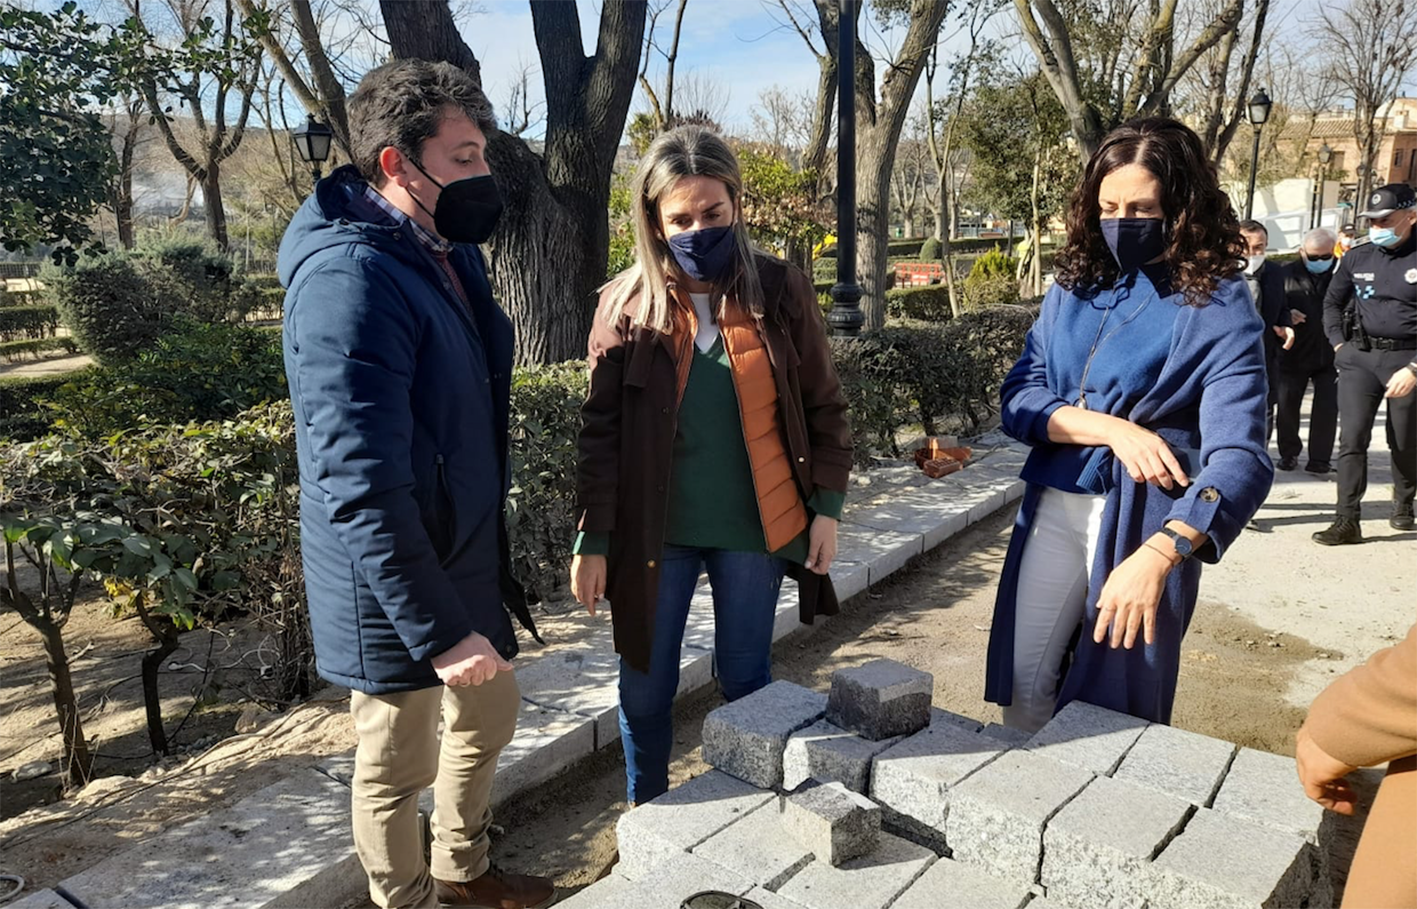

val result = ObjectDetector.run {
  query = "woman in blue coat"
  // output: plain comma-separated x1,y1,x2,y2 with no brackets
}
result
985,118,1274,732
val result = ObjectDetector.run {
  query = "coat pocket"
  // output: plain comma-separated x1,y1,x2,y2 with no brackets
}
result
434,454,458,560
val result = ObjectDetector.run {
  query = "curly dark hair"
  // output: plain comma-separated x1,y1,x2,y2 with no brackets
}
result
1053,117,1245,305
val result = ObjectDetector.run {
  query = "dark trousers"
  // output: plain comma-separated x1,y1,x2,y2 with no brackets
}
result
1276,365,1338,467
1335,346,1417,518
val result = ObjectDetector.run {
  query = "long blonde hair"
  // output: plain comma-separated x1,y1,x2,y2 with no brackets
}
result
600,126,764,333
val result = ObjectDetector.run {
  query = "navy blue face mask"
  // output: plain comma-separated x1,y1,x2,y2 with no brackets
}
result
668,225,736,283
1100,217,1168,272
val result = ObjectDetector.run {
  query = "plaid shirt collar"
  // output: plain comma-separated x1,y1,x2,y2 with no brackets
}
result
363,185,452,256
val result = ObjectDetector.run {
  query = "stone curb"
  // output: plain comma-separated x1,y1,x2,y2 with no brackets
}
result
27,445,1028,909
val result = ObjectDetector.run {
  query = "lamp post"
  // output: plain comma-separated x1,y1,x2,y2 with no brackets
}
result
291,114,334,188
1312,143,1332,229
1243,88,1272,220
827,0,863,338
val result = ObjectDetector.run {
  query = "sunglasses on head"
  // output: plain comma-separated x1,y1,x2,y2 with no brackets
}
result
1308,254,1334,262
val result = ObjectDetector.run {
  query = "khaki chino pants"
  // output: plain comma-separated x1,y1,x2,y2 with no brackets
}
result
349,671,520,909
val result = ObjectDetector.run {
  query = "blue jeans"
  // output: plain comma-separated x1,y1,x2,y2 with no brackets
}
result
618,545,786,803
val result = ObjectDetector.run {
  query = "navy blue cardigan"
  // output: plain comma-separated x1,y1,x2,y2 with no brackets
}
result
985,268,1274,723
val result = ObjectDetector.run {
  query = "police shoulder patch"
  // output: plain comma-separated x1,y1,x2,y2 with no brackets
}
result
1406,268,1417,284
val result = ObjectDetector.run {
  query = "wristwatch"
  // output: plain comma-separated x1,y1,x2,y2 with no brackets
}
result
1159,527,1194,561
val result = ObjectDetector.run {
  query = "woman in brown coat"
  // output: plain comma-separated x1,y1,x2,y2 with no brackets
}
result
570,126,852,803
1296,622,1416,908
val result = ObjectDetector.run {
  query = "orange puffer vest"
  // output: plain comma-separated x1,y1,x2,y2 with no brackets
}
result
672,289,809,552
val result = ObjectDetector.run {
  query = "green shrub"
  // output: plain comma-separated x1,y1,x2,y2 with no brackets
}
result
0,304,60,342
885,284,953,323
132,238,238,324
47,319,288,437
0,371,88,441
962,249,1022,311
0,337,79,362
43,254,161,364
920,237,943,261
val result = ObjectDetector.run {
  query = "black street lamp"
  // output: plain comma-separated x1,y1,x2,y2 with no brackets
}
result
1312,143,1333,229
1243,88,1272,220
827,0,863,338
292,114,334,187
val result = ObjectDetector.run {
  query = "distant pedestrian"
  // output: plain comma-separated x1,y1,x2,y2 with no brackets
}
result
1336,224,1357,259
985,117,1273,732
1312,184,1417,545
1239,220,1296,442
1275,228,1340,473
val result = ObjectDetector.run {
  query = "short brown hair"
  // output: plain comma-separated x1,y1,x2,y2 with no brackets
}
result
347,59,497,186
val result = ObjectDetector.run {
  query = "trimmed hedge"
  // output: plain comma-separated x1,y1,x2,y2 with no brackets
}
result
884,284,953,322
0,304,60,342
0,371,90,441
0,337,79,362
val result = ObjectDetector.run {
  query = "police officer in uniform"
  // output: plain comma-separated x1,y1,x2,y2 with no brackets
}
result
1314,184,1417,544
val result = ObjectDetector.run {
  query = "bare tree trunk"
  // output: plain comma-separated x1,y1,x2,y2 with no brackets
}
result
202,162,228,251
133,597,179,755
38,619,93,789
115,128,137,250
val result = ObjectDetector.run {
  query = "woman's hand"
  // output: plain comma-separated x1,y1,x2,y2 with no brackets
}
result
806,515,838,575
1295,726,1359,815
1107,419,1190,491
1092,543,1174,649
571,554,607,616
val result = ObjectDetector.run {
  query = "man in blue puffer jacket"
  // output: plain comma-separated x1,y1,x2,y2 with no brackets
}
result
279,59,551,909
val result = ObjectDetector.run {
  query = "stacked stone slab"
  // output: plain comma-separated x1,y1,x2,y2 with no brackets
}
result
825,659,933,741
781,781,882,866
595,678,1337,909
702,681,828,789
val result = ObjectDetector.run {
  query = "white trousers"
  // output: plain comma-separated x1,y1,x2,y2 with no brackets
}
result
1002,487,1107,733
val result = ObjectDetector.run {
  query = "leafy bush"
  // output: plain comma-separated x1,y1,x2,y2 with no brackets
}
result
817,238,926,259
47,318,288,436
962,249,1022,311
885,284,953,323
0,336,79,362
0,371,85,440
43,253,161,363
131,238,238,324
920,237,943,261
0,303,60,341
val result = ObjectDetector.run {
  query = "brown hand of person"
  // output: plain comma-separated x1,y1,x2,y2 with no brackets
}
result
431,632,514,687
1092,543,1173,649
806,515,838,575
1384,366,1416,399
1107,420,1190,491
1273,325,1296,350
571,554,607,616
1295,725,1359,815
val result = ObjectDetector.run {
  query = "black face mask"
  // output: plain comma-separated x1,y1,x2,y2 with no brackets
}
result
406,158,504,245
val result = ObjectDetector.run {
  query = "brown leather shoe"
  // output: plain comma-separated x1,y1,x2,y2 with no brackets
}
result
435,865,557,908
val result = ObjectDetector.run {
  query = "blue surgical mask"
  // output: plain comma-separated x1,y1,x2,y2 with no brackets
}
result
1369,226,1401,248
1100,218,1168,272
668,225,736,283
1305,257,1334,274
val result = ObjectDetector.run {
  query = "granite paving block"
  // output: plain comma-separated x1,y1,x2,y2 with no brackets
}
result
616,853,757,909
745,886,811,909
781,781,882,866
1113,722,1236,806
512,648,623,749
844,498,972,551
830,560,869,601
835,524,922,584
931,707,983,733
1149,808,1316,909
5,891,75,909
1024,700,1149,775
980,722,1033,748
870,721,1005,841
1211,747,1332,846
1041,775,1194,909
946,749,1095,884
891,857,1033,909
967,487,1011,524
773,580,801,642
57,769,363,909
692,800,814,890
548,874,635,909
782,719,899,793
489,701,595,805
774,832,937,909
702,680,828,789
826,659,934,741
616,769,775,880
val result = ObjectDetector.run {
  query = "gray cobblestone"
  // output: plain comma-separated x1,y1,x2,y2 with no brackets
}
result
1024,700,1149,775
781,781,882,866
979,723,1032,748
931,707,983,734
946,749,1095,884
1041,775,1193,909
890,857,1033,909
869,722,1004,842
616,770,774,880
702,681,828,789
546,874,634,909
1148,808,1317,909
1210,747,1332,846
691,800,814,890
782,720,899,793
774,832,937,909
617,853,757,909
744,886,811,909
826,659,934,741
1112,723,1236,807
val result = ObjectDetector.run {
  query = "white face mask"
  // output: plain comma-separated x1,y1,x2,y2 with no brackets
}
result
1245,254,1266,275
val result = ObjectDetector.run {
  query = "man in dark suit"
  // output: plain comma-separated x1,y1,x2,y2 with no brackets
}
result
1275,228,1339,473
1240,220,1296,443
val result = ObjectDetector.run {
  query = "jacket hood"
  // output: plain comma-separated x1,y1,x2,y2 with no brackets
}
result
278,164,423,288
